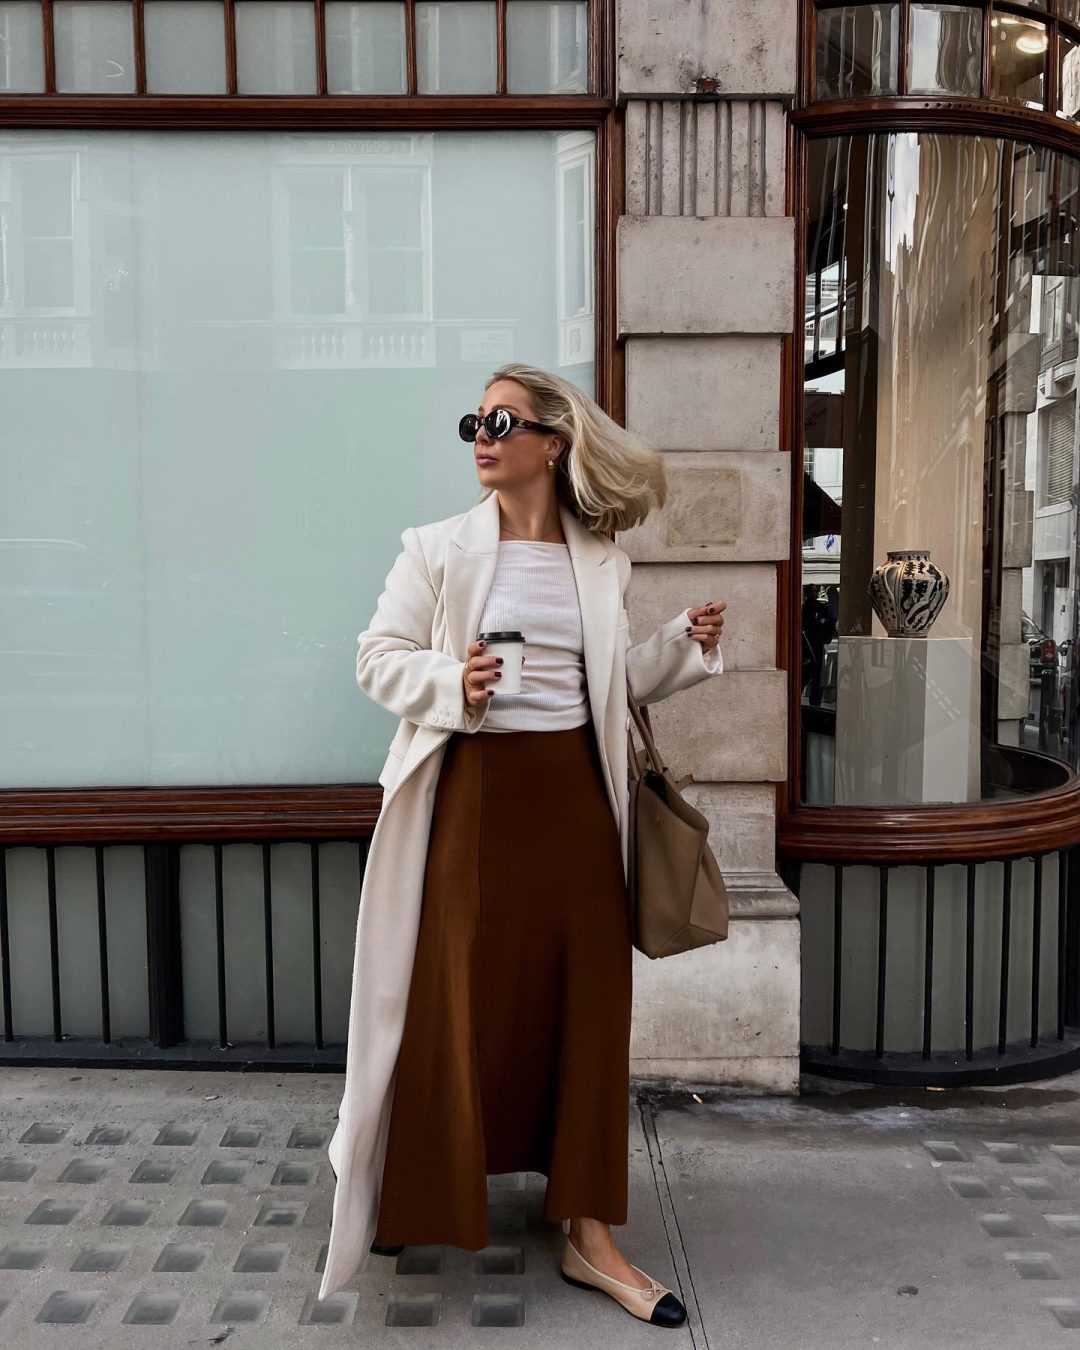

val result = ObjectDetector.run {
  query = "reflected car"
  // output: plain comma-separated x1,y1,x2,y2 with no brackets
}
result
1022,611,1058,680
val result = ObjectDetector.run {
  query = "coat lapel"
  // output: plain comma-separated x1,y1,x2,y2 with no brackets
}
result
444,491,619,742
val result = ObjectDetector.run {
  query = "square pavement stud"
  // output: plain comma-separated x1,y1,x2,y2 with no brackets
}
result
123,1293,180,1325
1006,1251,1061,1279
85,1125,130,1146
386,1294,440,1328
234,1243,289,1274
130,1161,177,1184
26,1199,79,1225
471,1294,526,1328
477,1246,525,1275
210,1292,271,1325
985,1142,1035,1164
220,1126,263,1148
179,1200,229,1227
255,1201,306,1227
287,1126,330,1149
154,1243,209,1273
922,1140,967,1162
202,1161,248,1185
1050,1145,1080,1166
271,1163,314,1186
315,1244,328,1274
154,1125,199,1146
396,1246,445,1276
103,1200,156,1227
58,1160,107,1184
36,1291,100,1324
0,1243,47,1269
947,1176,993,1198
20,1123,69,1145
0,1161,36,1181
73,1244,129,1273
980,1213,1025,1237
300,1292,358,1326
1043,1298,1080,1328
1012,1176,1056,1199
1046,1214,1080,1234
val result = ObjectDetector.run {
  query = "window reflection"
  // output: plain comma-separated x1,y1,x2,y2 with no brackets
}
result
802,132,1080,807
816,4,900,99
908,3,982,96
989,10,1046,108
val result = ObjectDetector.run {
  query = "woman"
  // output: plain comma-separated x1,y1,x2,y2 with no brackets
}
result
318,364,725,1325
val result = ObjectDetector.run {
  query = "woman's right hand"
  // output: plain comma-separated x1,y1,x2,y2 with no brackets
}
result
462,640,503,707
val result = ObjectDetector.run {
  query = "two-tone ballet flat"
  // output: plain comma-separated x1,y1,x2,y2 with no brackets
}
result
369,1240,404,1256
559,1237,687,1327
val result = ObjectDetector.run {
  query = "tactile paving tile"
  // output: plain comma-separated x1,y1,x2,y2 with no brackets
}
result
0,1065,685,1346
921,1131,1080,1332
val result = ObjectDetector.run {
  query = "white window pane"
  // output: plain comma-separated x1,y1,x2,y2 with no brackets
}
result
0,2,44,91
54,0,135,93
416,1,496,93
326,1,406,93
507,0,587,93
144,1,227,94
0,129,597,788
236,0,317,93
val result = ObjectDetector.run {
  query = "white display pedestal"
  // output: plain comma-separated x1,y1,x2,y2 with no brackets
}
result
833,635,978,806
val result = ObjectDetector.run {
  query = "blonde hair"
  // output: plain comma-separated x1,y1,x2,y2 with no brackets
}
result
475,363,667,535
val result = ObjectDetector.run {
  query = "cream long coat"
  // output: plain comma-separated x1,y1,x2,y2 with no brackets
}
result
319,489,723,1299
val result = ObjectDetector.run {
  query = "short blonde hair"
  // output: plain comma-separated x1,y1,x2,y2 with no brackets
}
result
475,363,667,535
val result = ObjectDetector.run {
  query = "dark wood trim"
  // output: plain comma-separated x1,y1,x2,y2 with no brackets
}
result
791,96,1080,154
41,0,55,94
314,0,328,97
224,0,237,97
0,94,611,130
780,779,1080,862
132,0,146,96
405,0,417,96
0,786,384,845
496,0,507,95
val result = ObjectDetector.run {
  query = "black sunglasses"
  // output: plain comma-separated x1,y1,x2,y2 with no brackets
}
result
458,408,561,442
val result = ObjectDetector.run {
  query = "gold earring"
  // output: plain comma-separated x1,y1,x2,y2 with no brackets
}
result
547,459,555,470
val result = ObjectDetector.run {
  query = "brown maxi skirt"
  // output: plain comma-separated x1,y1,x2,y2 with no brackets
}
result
371,719,633,1250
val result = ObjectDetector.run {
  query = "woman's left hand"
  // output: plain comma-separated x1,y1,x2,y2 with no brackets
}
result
685,601,726,651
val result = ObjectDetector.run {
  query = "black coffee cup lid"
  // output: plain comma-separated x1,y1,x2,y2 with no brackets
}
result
478,630,524,642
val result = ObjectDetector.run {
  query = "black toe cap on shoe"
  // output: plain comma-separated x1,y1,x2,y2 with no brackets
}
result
369,1241,404,1256
650,1292,687,1326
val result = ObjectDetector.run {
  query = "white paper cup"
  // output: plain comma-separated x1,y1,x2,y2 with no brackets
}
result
478,630,525,695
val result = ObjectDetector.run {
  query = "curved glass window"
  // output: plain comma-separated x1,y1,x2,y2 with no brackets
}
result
801,131,1080,807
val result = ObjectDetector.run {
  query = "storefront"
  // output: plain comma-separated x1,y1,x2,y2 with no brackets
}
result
3,0,1077,1088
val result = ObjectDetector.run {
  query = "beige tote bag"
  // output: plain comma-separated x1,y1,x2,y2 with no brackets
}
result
625,683,729,959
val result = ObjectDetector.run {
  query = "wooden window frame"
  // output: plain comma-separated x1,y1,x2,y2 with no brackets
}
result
0,0,624,844
781,0,1080,863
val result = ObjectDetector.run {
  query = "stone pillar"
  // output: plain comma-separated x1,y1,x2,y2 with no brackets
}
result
615,0,800,1092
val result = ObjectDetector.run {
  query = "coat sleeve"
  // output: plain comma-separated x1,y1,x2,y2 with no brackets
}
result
355,527,490,734
616,550,724,706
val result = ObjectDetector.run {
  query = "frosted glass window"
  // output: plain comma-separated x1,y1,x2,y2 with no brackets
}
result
416,1,496,93
0,2,44,91
54,0,135,93
0,128,597,789
507,1,587,93
326,2,406,93
236,0,317,93
144,1,227,94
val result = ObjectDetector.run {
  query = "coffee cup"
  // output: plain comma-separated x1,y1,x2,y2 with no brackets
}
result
477,630,525,695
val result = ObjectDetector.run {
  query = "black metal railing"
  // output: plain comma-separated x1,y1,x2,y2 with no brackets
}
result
783,844,1080,1085
0,838,369,1070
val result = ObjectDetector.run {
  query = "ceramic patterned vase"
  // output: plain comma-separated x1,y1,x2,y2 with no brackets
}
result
867,550,951,637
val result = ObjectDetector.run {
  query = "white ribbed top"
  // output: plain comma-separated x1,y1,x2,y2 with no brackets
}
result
476,541,590,732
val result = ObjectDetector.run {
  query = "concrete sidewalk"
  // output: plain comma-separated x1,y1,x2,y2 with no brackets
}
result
1,1065,1080,1346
